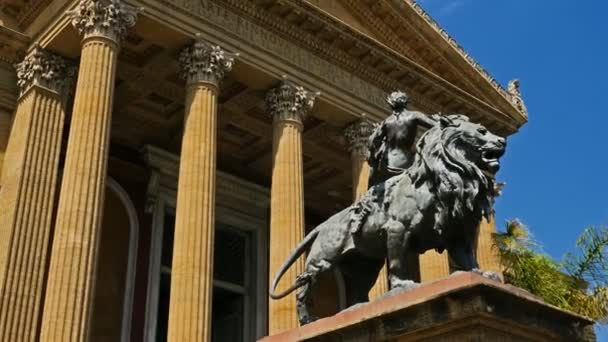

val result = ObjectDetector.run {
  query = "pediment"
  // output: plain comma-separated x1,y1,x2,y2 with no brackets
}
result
305,0,383,42
306,0,526,122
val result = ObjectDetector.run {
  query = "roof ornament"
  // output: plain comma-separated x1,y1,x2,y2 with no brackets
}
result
507,79,528,117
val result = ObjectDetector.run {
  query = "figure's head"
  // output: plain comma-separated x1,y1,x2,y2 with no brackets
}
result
387,91,409,112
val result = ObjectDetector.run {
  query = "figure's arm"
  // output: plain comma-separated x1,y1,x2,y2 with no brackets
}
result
413,112,438,129
367,122,386,166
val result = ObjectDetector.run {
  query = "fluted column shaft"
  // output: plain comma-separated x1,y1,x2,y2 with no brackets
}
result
0,109,10,184
419,217,500,282
0,60,17,185
0,47,72,342
40,1,140,340
344,119,388,298
476,216,502,276
40,36,117,342
168,84,217,342
267,81,317,334
419,251,450,282
167,35,236,342
351,154,370,200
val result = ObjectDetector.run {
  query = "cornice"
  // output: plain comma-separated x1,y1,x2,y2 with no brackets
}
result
1,0,53,30
0,26,30,64
218,0,439,114
334,0,427,67
342,0,487,101
398,0,526,118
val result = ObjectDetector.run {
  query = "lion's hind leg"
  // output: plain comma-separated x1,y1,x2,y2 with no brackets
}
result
447,241,478,272
386,220,419,291
296,258,333,325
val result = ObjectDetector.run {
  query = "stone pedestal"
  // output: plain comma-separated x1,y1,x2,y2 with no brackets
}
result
260,272,595,342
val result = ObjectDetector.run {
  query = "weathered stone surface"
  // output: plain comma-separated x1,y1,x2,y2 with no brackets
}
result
261,272,595,342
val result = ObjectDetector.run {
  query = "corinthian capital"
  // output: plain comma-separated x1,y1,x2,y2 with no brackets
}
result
343,117,376,159
68,0,142,44
179,34,238,86
15,45,75,97
266,79,318,126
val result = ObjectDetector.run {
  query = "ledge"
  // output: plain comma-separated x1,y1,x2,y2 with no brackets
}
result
260,272,595,342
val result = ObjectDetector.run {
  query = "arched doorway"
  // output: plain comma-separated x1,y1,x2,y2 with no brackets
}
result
90,178,139,342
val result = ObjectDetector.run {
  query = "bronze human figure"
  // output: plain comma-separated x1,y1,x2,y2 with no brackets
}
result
368,91,437,187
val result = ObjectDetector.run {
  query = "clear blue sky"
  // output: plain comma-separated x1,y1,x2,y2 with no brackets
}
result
418,0,608,339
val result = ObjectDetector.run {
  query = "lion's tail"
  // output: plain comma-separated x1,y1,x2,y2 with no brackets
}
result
269,226,320,300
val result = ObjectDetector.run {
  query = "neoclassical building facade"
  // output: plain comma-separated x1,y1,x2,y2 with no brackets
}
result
0,0,527,341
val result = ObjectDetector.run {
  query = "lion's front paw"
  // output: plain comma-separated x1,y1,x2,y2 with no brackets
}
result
471,269,503,283
388,279,420,293
299,314,319,326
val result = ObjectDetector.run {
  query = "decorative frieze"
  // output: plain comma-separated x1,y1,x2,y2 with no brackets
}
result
178,34,238,86
266,80,318,126
343,116,376,159
160,0,389,115
14,45,74,97
68,0,142,43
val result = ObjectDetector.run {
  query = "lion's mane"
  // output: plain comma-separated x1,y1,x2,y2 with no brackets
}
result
403,115,496,230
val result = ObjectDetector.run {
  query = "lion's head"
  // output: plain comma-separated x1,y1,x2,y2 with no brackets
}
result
410,115,506,221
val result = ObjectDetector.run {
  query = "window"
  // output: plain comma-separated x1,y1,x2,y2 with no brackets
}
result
146,200,263,342
142,148,269,341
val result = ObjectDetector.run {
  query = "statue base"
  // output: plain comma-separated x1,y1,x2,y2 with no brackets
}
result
260,272,595,342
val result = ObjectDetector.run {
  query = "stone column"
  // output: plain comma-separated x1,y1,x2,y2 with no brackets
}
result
166,35,236,342
0,59,18,185
344,118,389,299
343,118,374,200
267,80,317,334
40,1,140,341
476,216,502,276
0,46,73,342
419,250,450,282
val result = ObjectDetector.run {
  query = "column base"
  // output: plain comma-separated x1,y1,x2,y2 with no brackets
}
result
259,272,595,342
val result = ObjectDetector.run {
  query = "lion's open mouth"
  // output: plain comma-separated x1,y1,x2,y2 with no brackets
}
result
481,146,505,174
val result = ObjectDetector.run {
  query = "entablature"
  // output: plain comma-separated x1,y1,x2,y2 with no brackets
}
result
18,0,526,136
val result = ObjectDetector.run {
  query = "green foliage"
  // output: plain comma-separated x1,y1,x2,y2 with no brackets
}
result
493,220,608,322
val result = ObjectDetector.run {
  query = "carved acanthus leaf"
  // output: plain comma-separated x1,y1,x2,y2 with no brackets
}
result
179,34,238,86
68,0,142,43
266,79,319,125
343,117,376,158
15,45,75,97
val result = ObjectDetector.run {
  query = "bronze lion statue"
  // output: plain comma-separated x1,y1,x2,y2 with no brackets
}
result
270,115,506,325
